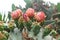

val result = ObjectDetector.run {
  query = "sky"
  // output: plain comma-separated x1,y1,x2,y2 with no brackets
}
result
0,0,26,14
44,0,60,4
0,0,60,13
0,0,60,12
0,0,60,20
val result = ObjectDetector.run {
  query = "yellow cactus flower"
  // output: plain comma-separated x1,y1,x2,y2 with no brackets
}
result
8,20,15,28
0,31,6,40
18,16,24,23
0,21,4,27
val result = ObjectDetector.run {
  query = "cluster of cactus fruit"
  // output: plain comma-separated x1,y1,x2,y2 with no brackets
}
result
0,0,60,39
